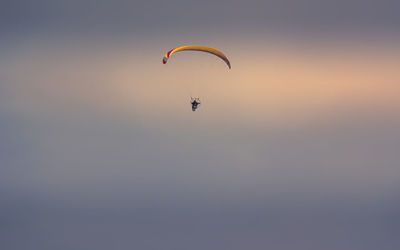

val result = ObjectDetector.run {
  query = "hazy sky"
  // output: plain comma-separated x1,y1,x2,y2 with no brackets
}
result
2,0,400,36
1,1,400,250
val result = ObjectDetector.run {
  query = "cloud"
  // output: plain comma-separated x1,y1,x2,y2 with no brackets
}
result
2,0,400,36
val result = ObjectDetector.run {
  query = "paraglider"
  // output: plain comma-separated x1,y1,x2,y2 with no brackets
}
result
162,45,230,111
190,97,201,112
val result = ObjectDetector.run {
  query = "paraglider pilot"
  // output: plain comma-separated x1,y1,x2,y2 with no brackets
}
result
190,98,201,111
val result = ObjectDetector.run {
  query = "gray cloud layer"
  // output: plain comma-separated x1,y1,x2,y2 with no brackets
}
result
2,0,400,36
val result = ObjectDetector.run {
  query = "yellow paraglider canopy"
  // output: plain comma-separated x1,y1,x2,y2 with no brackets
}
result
162,45,231,69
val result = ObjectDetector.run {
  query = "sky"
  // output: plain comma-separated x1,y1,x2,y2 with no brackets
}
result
1,1,400,250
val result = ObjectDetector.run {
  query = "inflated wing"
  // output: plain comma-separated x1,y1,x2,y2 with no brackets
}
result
162,45,231,69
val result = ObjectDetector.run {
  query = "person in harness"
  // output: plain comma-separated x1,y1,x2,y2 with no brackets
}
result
190,97,201,111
